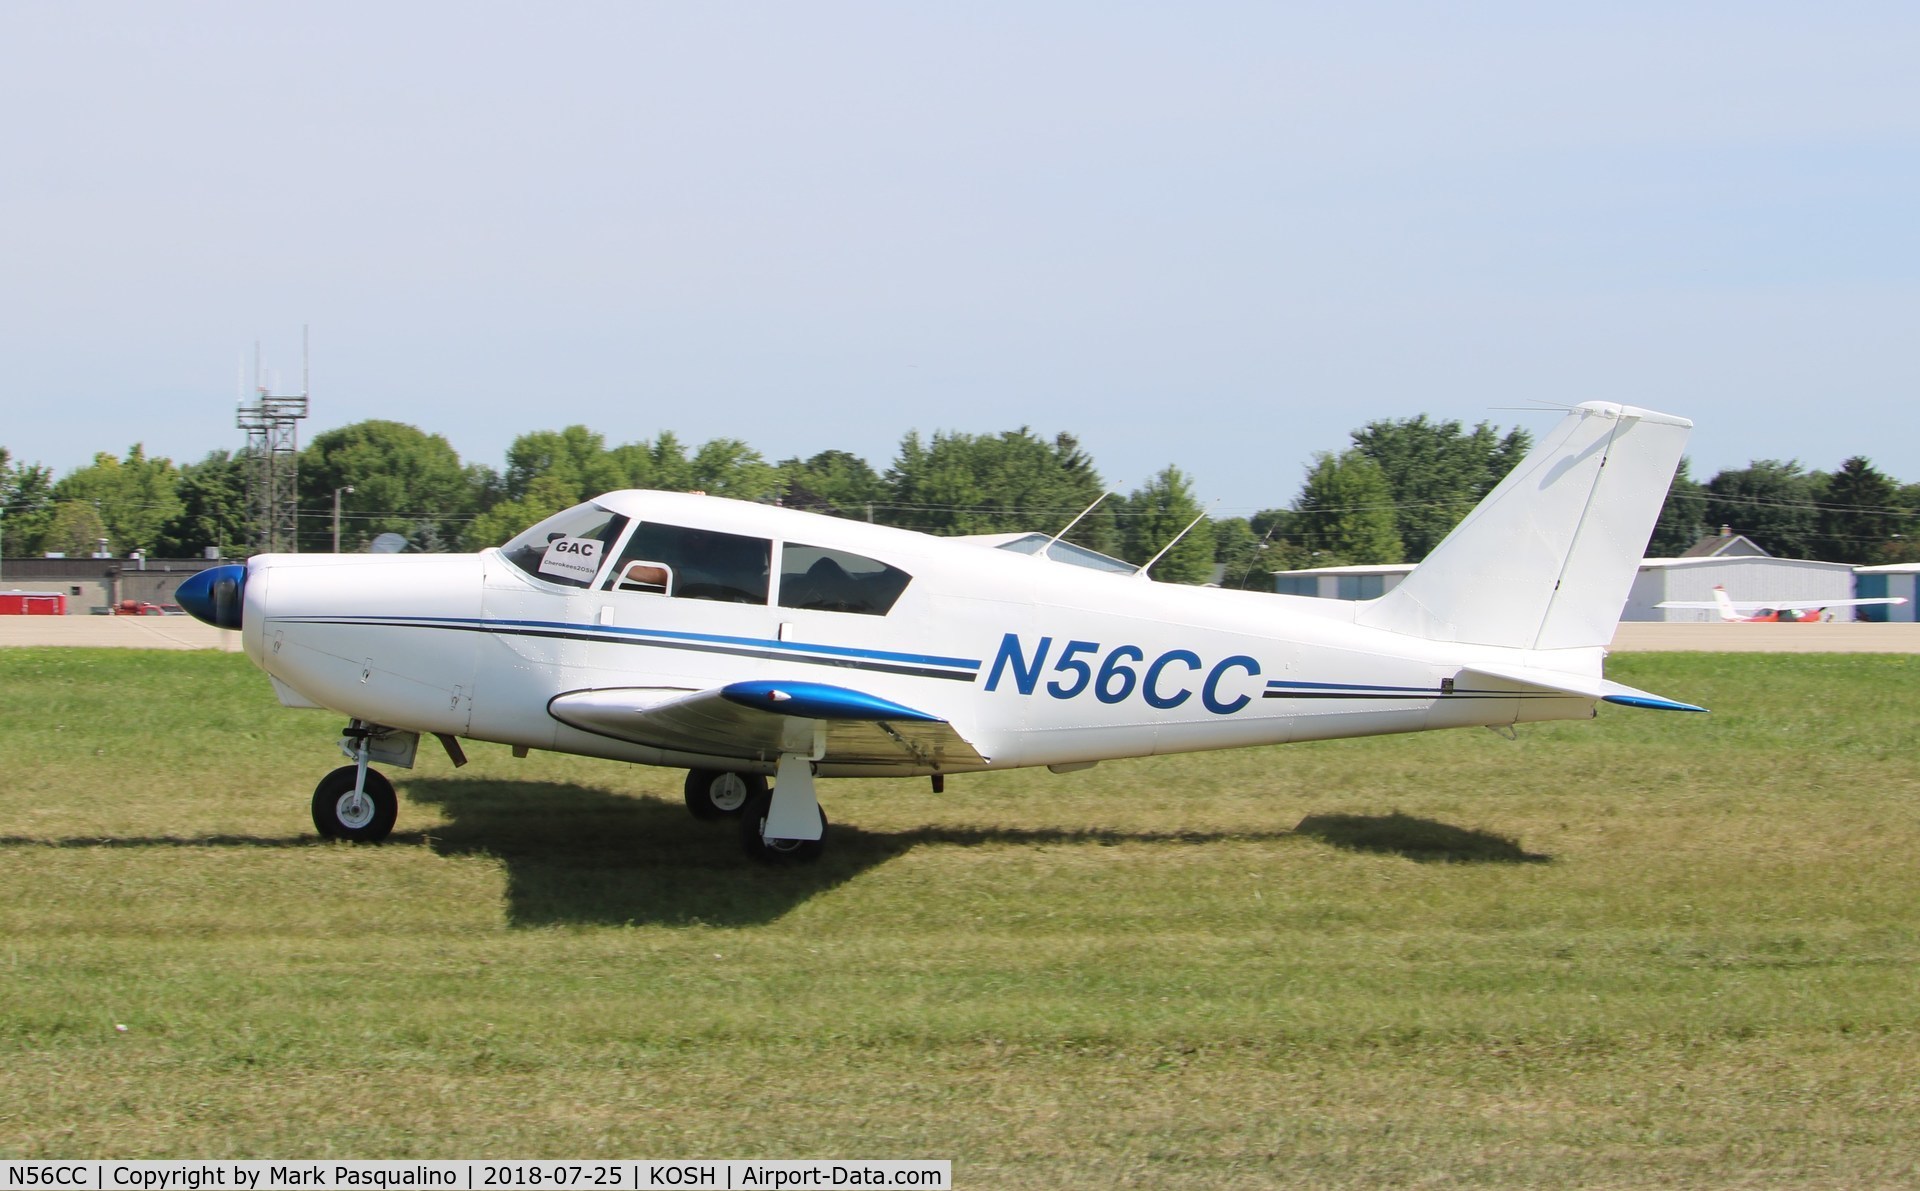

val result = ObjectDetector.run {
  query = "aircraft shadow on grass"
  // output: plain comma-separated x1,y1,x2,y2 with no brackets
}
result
401,777,1317,929
0,832,327,849
400,778,1553,928
1293,812,1551,865
0,788,1550,930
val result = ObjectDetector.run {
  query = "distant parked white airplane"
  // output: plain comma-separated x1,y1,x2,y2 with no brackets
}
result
1658,585,1907,624
179,401,1704,865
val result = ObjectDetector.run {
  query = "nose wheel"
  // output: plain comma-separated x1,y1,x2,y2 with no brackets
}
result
312,764,398,842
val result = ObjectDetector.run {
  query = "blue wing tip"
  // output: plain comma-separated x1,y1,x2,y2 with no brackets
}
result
721,680,943,722
1603,693,1709,713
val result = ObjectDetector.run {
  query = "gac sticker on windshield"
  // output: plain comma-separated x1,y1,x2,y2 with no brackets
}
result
538,536,603,584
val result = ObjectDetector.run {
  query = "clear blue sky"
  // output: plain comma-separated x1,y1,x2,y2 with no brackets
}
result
3,2,1915,515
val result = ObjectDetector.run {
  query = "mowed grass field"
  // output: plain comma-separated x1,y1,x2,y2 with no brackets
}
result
2,648,1917,1187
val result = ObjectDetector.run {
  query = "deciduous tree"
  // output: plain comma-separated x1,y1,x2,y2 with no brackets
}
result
299,421,475,553
1282,449,1403,566
501,426,627,504
1704,460,1821,560
155,450,250,558
1648,458,1709,557
882,429,1114,553
42,500,110,559
49,445,182,556
1121,466,1213,584
1817,456,1902,563
690,438,781,501
779,450,886,517
1349,415,1529,560
1,448,56,558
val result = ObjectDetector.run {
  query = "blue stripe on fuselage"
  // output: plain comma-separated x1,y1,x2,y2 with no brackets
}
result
268,614,983,681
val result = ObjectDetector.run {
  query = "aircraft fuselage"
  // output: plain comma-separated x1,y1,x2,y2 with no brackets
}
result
234,494,1604,780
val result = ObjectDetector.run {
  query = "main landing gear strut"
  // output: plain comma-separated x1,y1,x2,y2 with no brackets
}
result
683,756,828,864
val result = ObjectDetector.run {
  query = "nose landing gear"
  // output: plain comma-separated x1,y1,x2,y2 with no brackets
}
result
312,764,398,841
312,722,402,842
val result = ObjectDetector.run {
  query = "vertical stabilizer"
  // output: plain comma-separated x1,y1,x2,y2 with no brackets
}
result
1354,402,1690,651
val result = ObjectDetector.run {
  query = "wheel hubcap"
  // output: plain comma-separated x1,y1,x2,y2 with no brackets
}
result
336,790,375,830
710,773,749,812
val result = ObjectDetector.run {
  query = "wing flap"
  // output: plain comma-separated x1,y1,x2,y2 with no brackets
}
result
549,681,987,768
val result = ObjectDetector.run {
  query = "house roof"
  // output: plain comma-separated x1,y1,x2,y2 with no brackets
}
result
1678,529,1770,558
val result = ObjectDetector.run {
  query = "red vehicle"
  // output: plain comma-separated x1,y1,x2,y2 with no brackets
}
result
113,599,166,616
0,591,67,615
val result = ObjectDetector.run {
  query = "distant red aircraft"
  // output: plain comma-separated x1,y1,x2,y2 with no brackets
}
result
1658,585,1907,623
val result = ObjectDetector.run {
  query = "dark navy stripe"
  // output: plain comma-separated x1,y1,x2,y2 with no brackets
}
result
1262,686,1572,701
1265,679,1438,695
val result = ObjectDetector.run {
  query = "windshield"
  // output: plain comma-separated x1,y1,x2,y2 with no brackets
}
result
499,503,631,589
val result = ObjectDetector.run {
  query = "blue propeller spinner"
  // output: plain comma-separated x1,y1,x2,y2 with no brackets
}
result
176,564,248,630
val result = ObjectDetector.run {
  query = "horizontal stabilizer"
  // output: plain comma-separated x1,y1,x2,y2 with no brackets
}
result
1458,664,1707,714
549,681,987,768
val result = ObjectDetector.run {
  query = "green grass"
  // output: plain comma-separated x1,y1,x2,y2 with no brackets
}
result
2,648,1918,1187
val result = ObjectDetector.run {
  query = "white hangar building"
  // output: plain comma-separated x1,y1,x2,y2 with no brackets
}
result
1853,563,1920,622
1622,528,1856,622
1271,529,1894,622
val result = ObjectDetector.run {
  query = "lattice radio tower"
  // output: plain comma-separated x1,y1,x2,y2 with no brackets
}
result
237,333,310,555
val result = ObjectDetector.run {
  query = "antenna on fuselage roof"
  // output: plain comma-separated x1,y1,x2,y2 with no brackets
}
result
1487,401,1575,413
1045,491,1115,555
1135,505,1215,580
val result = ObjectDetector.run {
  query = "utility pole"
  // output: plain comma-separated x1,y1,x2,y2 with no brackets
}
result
237,330,311,554
333,485,354,553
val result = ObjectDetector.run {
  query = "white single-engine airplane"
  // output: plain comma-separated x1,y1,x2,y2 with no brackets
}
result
179,401,1705,864
1657,584,1906,624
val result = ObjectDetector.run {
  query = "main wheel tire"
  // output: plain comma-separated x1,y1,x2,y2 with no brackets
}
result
739,787,828,864
312,765,398,842
684,769,764,820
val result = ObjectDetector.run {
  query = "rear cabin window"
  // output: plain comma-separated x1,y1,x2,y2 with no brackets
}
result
778,544,912,616
605,523,772,604
500,505,630,589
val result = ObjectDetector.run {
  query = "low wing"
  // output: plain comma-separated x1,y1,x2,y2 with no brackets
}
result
1658,586,1907,615
548,680,987,770
1458,663,1707,713
1729,596,1906,611
1656,597,1903,611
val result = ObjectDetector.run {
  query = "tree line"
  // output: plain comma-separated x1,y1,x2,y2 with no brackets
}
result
4,417,1917,585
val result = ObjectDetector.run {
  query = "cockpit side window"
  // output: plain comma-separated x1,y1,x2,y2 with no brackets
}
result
499,505,630,589
778,544,912,615
605,523,771,604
